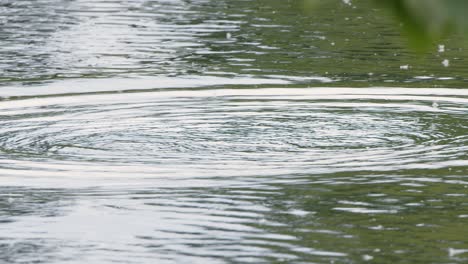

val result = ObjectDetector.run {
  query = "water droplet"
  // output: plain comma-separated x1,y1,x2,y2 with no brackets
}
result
442,59,450,67
438,44,445,53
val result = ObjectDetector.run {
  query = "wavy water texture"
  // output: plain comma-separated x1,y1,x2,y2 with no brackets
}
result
0,87,467,263
1,0,467,86
0,88,466,180
1,0,468,263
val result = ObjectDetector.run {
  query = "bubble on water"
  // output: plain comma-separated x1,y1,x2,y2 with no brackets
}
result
442,59,450,67
342,0,352,5
438,44,445,53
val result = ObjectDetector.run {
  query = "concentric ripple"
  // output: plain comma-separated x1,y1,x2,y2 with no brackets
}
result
0,88,466,179
0,87,467,263
2,0,468,263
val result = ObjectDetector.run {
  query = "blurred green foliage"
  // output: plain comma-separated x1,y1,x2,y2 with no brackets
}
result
304,0,468,51
378,0,468,50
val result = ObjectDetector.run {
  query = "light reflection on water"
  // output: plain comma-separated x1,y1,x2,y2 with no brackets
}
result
1,169,468,263
1,0,468,263
0,87,467,263
1,0,467,86
0,88,467,177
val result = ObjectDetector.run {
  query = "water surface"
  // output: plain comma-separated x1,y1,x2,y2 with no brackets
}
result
1,0,468,263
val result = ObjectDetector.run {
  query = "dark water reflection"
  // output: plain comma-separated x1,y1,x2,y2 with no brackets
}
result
0,0,467,87
1,0,468,263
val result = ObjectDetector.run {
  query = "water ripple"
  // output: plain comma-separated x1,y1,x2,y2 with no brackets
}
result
0,88,466,181
1,0,468,262
1,0,467,86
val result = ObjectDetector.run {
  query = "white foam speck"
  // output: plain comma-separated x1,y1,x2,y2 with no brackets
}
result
442,59,450,67
449,248,468,257
288,209,311,217
438,44,445,53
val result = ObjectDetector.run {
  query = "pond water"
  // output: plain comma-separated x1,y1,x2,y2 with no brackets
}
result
1,0,468,263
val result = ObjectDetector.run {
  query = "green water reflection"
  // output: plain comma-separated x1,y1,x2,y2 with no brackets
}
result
1,0,468,87
0,0,467,264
